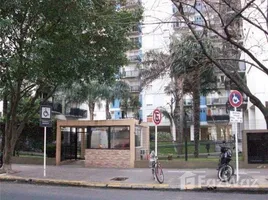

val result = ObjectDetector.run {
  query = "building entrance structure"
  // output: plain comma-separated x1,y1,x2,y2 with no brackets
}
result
242,130,268,165
56,119,149,168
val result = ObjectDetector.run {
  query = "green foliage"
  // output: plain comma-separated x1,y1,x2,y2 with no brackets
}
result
0,0,143,165
170,34,218,94
46,143,56,158
150,141,216,156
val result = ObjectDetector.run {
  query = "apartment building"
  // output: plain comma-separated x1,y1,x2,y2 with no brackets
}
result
110,0,143,120
140,0,248,142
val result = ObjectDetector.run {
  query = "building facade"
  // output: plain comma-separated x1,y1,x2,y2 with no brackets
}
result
242,0,268,130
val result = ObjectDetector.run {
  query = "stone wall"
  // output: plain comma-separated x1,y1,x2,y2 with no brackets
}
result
85,149,131,168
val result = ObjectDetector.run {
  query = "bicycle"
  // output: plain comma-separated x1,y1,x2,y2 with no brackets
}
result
149,151,164,184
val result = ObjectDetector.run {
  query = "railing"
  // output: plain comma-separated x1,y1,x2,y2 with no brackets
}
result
128,54,142,62
122,0,141,7
206,97,228,105
69,108,87,118
207,115,229,122
130,86,141,92
123,70,140,78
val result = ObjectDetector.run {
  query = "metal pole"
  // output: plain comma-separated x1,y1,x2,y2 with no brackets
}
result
184,112,188,161
44,126,47,177
155,125,158,156
235,107,239,182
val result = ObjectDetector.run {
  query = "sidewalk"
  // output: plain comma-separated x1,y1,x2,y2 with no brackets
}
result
0,163,267,193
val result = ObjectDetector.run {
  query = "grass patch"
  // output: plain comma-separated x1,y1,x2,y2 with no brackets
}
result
150,141,216,156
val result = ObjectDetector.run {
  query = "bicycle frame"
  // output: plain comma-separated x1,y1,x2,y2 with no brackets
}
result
151,156,164,184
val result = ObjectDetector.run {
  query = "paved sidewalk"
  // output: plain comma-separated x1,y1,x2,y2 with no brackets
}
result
0,164,267,193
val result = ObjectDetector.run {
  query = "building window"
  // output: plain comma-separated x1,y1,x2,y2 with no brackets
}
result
87,126,130,150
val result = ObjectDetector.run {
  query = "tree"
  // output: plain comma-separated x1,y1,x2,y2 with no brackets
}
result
0,0,142,172
171,0,268,128
120,93,141,119
141,34,217,157
102,80,131,120
171,35,217,157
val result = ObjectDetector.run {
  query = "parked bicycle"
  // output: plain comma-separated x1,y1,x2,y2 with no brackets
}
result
149,151,164,184
217,141,234,182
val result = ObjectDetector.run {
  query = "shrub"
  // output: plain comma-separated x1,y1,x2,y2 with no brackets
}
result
46,143,56,158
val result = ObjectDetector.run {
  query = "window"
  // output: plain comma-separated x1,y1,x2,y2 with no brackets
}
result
89,127,109,149
110,127,130,149
87,126,130,150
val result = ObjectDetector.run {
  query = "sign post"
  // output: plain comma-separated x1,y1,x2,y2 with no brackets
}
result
229,90,243,183
153,108,162,156
40,105,52,177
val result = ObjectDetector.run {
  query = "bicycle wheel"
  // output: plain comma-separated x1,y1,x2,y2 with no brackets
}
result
151,161,155,179
228,164,234,175
218,165,232,182
155,162,164,184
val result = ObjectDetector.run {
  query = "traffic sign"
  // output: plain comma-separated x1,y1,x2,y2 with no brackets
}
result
41,106,52,120
229,90,243,108
153,108,162,125
230,111,243,123
40,105,52,127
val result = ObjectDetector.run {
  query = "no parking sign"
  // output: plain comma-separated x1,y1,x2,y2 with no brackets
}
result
229,90,243,108
153,108,162,125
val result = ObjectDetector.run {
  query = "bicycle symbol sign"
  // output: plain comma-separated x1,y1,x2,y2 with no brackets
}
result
229,90,243,108
153,109,162,125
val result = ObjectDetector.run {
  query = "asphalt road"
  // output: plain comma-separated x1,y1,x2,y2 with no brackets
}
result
0,182,267,200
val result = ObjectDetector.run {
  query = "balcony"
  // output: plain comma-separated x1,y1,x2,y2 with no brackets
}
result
207,115,229,122
130,24,142,35
122,70,140,78
128,54,142,63
206,97,228,105
121,0,141,8
68,108,87,118
130,85,141,93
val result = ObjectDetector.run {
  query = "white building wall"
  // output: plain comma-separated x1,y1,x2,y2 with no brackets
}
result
243,0,268,129
141,0,174,125
79,102,106,120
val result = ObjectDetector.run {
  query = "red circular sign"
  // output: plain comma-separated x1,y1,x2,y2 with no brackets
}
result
153,109,162,125
229,90,243,107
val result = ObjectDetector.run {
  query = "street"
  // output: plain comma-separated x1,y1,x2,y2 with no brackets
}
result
0,182,267,200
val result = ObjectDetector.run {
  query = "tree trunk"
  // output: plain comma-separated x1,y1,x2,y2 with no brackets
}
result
1,118,25,173
193,70,201,158
105,100,111,119
0,96,7,153
174,76,184,155
88,102,95,120
265,114,268,129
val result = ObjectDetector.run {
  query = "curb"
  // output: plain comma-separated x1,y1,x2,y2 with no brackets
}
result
0,175,268,193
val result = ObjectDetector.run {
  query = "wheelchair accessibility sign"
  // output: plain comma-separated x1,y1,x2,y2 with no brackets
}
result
229,90,242,108
40,105,52,127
